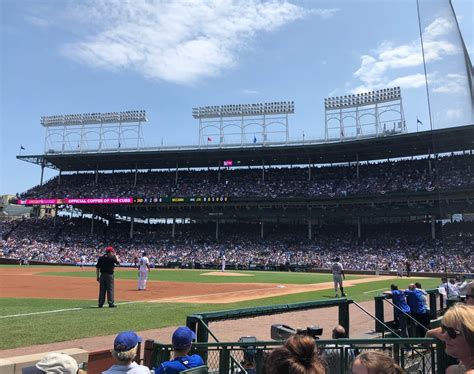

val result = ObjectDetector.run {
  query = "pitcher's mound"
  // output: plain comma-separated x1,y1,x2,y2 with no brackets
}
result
201,271,253,277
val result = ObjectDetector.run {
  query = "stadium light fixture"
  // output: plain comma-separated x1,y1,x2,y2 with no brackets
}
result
41,110,147,127
192,101,295,119
324,87,401,110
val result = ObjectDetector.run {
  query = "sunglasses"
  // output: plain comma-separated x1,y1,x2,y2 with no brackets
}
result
441,325,462,339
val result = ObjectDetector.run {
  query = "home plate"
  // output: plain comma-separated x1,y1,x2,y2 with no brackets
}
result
277,285,286,288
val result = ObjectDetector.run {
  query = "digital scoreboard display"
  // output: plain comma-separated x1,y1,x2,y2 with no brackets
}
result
16,196,229,205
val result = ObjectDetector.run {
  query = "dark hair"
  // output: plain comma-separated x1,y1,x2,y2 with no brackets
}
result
265,335,326,374
142,252,147,256
415,282,422,288
390,284,398,291
354,351,405,374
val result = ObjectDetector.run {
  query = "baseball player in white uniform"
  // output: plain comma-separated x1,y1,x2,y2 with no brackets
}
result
137,252,151,290
331,257,346,297
221,253,226,272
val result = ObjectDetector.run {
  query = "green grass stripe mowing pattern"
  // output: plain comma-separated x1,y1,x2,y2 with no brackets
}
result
0,275,440,349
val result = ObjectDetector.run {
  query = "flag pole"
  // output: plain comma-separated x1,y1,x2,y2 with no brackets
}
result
416,0,434,133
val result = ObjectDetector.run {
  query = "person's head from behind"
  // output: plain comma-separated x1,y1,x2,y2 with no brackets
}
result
408,283,416,291
440,303,474,362
172,326,196,354
332,325,347,339
242,347,256,368
466,282,474,306
390,284,398,291
112,331,142,363
31,353,79,374
415,282,422,289
142,251,147,256
351,351,405,374
265,334,326,374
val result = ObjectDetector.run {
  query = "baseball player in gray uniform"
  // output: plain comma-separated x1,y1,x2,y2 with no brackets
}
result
332,257,346,297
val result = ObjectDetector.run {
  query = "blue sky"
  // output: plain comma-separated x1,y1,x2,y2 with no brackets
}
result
1,0,473,195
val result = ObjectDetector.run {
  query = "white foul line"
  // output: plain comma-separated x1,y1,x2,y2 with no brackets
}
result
363,287,387,294
0,301,143,319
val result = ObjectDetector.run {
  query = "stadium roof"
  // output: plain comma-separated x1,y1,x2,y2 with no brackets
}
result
17,125,473,171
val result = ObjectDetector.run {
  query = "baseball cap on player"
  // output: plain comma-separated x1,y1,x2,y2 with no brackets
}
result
172,326,196,350
105,246,114,252
114,331,142,352
33,352,79,374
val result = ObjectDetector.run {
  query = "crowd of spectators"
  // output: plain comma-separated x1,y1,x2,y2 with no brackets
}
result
1,217,472,273
19,154,473,200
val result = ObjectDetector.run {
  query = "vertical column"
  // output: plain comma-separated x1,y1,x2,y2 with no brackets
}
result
95,165,99,186
40,163,45,186
262,161,265,182
175,163,179,185
218,162,221,182
130,215,134,239
431,215,436,239
219,116,223,146
172,218,176,239
134,164,138,187
90,209,95,234
215,219,219,241
356,154,360,180
357,217,361,239
308,160,312,181
58,170,62,185
428,156,432,175
260,220,264,239
308,219,312,240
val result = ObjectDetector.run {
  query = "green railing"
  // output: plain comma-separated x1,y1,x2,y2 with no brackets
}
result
145,338,447,374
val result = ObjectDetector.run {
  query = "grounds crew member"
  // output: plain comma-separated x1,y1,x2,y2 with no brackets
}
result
96,246,120,308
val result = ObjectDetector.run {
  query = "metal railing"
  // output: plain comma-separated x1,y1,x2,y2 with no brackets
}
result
144,338,447,374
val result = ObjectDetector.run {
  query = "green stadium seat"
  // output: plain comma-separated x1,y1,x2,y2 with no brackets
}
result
179,365,209,374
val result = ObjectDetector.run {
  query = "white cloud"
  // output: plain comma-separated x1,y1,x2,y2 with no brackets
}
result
432,73,467,94
24,15,50,28
445,108,463,119
311,8,340,19
242,89,260,95
351,17,460,93
60,0,327,85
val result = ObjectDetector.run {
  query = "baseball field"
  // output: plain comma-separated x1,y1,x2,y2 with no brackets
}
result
0,265,440,352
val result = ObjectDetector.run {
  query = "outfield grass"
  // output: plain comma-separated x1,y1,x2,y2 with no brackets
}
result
0,270,440,349
41,268,362,284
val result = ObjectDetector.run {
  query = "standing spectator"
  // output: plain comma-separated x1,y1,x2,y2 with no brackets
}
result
444,278,461,308
154,327,204,374
439,304,474,374
96,246,120,308
137,251,151,291
384,284,411,338
265,334,327,374
331,257,346,297
405,284,429,337
405,261,411,278
415,282,430,315
351,351,405,374
103,331,150,373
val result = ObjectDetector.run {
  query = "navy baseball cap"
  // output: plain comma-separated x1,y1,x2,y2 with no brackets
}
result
172,326,196,349
114,331,142,352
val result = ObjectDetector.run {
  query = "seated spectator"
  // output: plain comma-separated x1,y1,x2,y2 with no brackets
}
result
25,352,80,374
351,351,405,374
439,304,474,374
264,334,327,374
103,331,150,373
240,347,256,374
320,325,355,374
154,326,204,374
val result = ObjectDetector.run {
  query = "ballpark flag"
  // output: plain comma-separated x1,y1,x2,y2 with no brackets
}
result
253,136,257,144
207,137,212,142
417,117,423,126
20,145,25,150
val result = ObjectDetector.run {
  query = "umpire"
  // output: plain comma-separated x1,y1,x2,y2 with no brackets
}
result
96,246,120,308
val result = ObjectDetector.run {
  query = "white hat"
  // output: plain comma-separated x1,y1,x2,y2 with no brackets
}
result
35,353,78,374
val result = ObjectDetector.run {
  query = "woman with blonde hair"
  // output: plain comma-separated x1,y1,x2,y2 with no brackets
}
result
440,303,474,374
351,351,405,374
265,334,327,374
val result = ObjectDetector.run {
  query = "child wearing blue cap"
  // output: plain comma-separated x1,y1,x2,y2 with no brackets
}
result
154,327,204,374
102,331,151,373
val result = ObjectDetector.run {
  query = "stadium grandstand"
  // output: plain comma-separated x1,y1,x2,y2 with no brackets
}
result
2,124,473,274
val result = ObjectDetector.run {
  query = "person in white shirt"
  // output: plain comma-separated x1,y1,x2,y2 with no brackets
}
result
221,253,226,272
103,331,150,374
331,257,346,297
137,252,151,291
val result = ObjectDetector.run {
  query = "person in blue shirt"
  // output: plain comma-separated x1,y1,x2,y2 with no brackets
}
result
155,327,204,374
384,284,410,338
405,283,429,337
